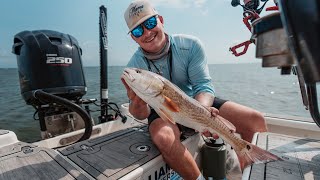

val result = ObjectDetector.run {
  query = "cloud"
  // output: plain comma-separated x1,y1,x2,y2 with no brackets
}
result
150,0,207,9
149,0,211,16
0,48,12,57
194,0,207,8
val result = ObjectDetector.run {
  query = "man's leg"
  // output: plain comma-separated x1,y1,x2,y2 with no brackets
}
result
217,101,267,142
149,118,200,180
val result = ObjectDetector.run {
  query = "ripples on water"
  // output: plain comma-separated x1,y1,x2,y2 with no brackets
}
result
0,63,311,142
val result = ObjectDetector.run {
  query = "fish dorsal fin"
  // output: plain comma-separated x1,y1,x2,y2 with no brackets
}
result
163,95,180,112
158,108,176,124
216,116,236,133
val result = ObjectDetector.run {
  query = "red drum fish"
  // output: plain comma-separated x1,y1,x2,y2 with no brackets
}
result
121,68,280,168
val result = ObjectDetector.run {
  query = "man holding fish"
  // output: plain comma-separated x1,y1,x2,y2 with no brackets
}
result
121,0,276,179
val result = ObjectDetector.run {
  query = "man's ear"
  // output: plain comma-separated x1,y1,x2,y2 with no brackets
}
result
159,15,164,25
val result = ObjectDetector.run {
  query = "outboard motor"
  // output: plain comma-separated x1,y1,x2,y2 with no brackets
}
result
277,0,320,127
13,30,86,104
252,12,293,73
231,0,320,127
250,0,320,127
12,30,92,142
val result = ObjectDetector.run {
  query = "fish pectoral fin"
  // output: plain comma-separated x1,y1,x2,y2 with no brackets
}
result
158,108,176,124
216,116,236,133
162,95,180,112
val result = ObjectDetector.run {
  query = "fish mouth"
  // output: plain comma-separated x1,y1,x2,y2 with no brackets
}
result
122,69,135,82
123,68,151,91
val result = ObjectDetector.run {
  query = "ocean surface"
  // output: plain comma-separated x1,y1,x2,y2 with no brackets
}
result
0,63,312,142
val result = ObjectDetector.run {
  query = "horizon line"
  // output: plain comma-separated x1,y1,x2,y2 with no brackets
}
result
0,62,260,69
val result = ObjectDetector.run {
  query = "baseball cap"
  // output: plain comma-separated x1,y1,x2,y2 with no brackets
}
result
124,0,158,33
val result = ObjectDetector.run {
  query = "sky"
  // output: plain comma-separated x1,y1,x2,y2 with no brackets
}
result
0,0,275,68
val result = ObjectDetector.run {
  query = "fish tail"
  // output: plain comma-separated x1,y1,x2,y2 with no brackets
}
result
236,142,281,169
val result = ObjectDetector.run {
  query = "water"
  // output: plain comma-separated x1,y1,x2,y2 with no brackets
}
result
0,63,311,142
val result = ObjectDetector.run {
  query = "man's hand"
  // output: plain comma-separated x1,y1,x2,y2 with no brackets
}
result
121,78,146,106
121,78,150,120
207,106,219,117
202,106,219,137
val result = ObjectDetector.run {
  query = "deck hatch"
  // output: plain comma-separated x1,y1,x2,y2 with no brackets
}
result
0,142,87,180
59,126,160,179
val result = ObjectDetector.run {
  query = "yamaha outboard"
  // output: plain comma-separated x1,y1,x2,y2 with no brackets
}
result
12,30,93,142
12,30,87,104
11,6,127,145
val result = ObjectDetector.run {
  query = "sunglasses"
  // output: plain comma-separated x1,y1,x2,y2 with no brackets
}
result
131,16,158,38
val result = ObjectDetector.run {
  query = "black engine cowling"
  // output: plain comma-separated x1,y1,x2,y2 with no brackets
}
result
12,30,87,105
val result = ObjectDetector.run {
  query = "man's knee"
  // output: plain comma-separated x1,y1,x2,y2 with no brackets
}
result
149,119,180,155
234,110,266,142
248,110,267,132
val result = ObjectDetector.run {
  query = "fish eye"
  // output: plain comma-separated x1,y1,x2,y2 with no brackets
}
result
136,69,141,73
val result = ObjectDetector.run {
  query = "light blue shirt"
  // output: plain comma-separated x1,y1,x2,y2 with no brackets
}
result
127,34,215,98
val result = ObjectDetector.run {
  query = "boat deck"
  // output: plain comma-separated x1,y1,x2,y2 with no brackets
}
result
0,126,160,180
245,133,320,180
58,126,160,179
0,127,319,179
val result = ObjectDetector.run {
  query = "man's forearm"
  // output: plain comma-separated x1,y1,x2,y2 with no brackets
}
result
194,92,214,107
129,101,151,120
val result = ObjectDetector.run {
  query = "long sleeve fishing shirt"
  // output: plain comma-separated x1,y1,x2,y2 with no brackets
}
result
127,34,215,98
